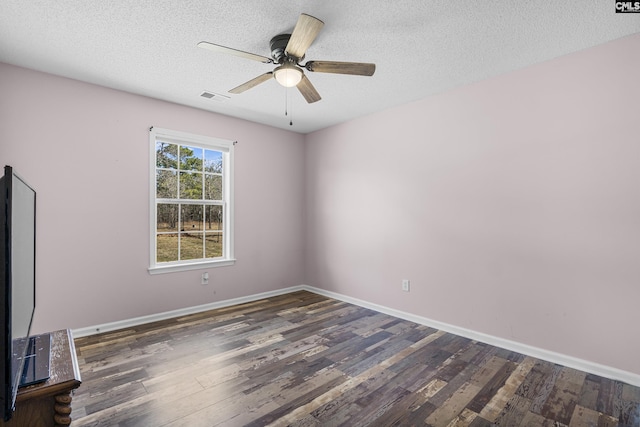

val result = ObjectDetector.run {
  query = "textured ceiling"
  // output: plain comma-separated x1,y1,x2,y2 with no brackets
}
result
1,1,639,133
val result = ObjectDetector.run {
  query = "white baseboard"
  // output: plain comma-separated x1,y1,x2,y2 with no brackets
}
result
72,284,640,387
299,285,640,388
72,285,306,338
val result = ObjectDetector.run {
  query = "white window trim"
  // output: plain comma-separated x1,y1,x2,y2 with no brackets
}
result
148,127,235,274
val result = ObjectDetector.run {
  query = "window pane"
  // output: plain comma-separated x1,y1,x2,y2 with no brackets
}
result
205,150,223,173
181,204,203,231
205,205,223,231
180,145,203,171
205,232,223,258
156,142,178,169
151,128,234,270
156,170,177,198
157,204,178,232
179,171,202,199
204,174,222,201
181,233,203,260
157,233,178,262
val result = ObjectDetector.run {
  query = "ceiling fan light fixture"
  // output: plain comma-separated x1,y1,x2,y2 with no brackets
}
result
274,63,303,87
199,13,374,104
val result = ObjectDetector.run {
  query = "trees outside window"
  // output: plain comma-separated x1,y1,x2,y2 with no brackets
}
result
149,128,234,274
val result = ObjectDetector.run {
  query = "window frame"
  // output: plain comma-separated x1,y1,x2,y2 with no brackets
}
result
148,127,235,274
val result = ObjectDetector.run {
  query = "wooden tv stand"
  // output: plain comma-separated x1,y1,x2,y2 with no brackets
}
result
1,330,82,427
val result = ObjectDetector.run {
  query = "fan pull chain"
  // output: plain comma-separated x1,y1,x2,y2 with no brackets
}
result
289,93,293,126
285,87,293,126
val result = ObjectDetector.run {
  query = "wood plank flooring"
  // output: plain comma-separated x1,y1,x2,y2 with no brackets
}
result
71,291,640,426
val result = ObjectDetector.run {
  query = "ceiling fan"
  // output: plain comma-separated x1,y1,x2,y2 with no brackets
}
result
198,13,376,103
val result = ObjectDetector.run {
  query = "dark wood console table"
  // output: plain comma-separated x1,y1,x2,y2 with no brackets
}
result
1,329,82,427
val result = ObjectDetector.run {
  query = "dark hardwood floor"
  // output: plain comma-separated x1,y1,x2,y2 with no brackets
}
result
72,291,640,426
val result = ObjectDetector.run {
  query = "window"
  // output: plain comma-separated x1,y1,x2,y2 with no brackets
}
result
149,127,234,274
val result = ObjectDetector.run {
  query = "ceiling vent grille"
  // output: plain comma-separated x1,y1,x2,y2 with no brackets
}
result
200,91,230,102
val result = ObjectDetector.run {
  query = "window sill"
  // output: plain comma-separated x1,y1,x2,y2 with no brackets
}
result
148,259,236,275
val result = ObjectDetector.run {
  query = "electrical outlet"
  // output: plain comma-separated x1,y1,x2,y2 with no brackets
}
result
402,279,410,292
201,272,209,285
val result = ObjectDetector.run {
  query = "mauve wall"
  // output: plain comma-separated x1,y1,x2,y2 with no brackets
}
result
304,34,640,375
2,33,639,377
0,62,306,333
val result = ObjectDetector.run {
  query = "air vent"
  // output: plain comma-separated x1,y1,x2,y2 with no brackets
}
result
200,91,230,102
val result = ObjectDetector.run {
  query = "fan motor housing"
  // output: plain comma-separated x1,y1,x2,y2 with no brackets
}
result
270,34,294,63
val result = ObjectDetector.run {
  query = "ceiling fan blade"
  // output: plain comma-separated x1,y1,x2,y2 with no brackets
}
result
285,14,324,60
305,61,376,76
229,72,273,94
198,41,273,64
296,75,321,103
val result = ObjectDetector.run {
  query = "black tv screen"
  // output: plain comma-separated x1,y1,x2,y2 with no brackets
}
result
0,165,36,421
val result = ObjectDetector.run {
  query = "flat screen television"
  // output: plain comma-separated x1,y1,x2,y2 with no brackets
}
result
1,165,50,421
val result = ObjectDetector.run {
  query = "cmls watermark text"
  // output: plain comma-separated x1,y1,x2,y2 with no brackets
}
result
616,1,640,12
